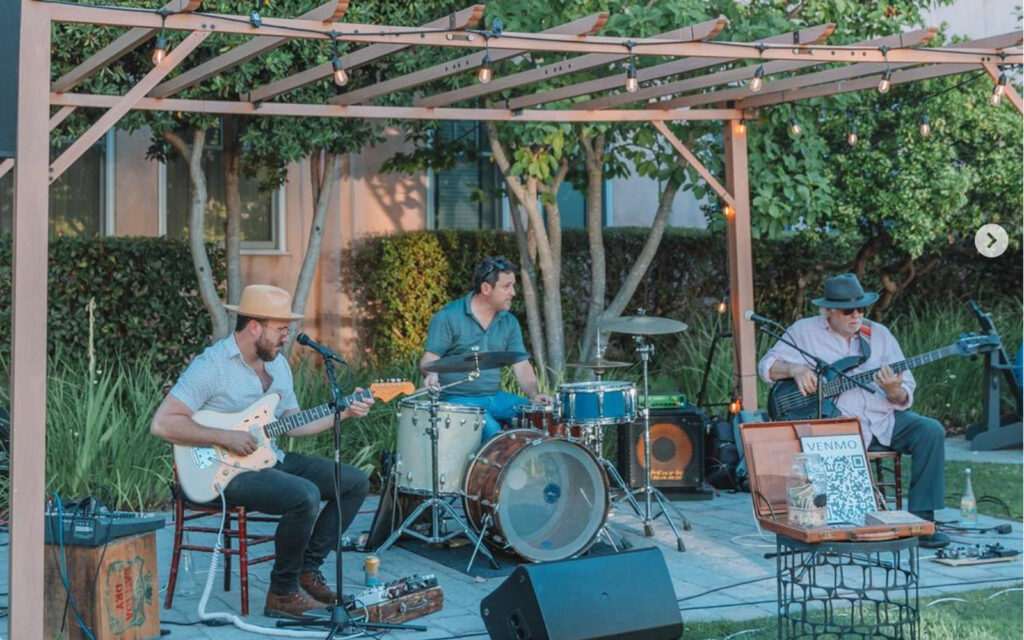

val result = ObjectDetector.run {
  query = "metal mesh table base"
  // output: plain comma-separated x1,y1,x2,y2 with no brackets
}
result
776,534,920,640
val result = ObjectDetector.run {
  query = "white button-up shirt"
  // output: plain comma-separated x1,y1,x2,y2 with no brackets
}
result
757,316,915,447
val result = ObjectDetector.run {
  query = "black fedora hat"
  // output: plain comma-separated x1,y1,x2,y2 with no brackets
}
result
812,273,879,309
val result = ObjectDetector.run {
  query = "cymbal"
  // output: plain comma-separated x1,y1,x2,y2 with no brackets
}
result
600,316,688,335
566,357,631,370
423,351,528,374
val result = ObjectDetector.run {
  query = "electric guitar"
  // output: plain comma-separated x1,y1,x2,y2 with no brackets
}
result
767,333,1000,421
175,381,413,503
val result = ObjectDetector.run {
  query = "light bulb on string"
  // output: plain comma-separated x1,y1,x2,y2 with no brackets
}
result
749,65,765,93
735,121,746,135
990,73,1007,106
477,51,493,84
789,118,802,137
847,129,858,147
151,33,167,66
877,68,892,94
330,34,348,87
919,114,931,138
625,59,638,93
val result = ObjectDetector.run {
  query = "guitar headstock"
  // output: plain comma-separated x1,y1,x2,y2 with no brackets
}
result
956,333,1001,355
368,379,415,403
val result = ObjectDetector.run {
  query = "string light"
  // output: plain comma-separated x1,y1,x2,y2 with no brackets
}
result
847,126,858,147
791,32,801,55
878,67,893,94
735,120,746,134
250,0,264,28
717,300,727,315
919,114,931,138
749,65,765,93
990,73,1007,106
625,60,639,93
151,13,167,66
330,34,348,87
729,398,742,415
789,118,802,136
477,50,493,84
723,204,735,219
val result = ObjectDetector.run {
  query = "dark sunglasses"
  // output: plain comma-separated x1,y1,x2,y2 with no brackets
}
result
839,307,865,316
479,257,514,281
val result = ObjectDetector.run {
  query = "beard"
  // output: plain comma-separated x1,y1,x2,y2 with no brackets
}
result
256,338,279,362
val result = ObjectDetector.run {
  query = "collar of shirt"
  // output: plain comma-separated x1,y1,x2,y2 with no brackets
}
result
462,292,506,328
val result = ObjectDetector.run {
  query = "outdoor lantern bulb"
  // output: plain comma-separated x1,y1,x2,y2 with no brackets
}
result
724,204,735,220
332,57,348,87
919,115,931,138
990,74,1006,106
729,398,742,415
736,121,746,134
789,119,802,136
151,34,168,66
477,53,493,84
847,131,858,146
717,301,727,315
625,63,638,93
749,65,765,93
878,69,892,94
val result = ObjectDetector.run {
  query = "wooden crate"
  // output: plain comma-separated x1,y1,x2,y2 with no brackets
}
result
740,417,934,543
44,531,160,640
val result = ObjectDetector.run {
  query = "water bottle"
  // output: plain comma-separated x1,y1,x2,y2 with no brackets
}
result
960,467,978,526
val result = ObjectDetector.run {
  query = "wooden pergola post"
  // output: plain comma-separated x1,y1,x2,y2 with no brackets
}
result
12,1,51,636
723,119,758,410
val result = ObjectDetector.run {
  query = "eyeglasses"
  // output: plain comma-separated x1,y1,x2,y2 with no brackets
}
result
839,307,865,316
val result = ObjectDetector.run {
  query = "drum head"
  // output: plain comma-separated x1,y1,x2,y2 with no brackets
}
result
495,439,607,562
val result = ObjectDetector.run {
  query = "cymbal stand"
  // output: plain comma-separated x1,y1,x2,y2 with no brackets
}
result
375,371,499,569
628,335,689,552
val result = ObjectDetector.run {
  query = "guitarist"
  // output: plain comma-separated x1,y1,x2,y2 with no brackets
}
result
150,284,373,618
757,273,950,549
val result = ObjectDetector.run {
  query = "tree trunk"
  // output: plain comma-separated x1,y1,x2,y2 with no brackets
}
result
578,131,607,370
165,128,228,340
284,151,343,357
222,117,243,328
506,187,548,381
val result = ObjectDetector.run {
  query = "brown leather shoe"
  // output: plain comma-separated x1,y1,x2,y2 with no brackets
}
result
299,570,339,605
264,589,326,619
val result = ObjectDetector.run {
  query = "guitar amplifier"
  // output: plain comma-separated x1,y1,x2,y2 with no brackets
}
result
617,405,710,497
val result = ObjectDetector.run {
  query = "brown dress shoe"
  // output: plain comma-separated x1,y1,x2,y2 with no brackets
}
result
299,570,339,605
264,589,326,619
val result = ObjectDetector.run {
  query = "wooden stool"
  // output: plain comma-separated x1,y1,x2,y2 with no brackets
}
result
164,482,278,616
867,451,904,511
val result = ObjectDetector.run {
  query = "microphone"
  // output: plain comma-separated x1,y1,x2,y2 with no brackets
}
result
296,333,346,363
743,310,780,326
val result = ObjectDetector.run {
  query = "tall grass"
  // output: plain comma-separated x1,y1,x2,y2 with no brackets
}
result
0,300,1015,512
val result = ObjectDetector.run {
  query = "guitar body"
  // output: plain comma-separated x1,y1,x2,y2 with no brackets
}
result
174,394,282,504
767,355,861,421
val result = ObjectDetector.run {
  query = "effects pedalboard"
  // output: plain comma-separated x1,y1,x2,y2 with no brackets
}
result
349,574,444,624
932,543,1020,566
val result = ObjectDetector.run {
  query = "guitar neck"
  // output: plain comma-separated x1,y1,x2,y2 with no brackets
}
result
264,403,333,439
822,344,960,398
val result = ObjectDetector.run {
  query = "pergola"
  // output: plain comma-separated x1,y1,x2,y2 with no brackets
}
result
8,0,1023,634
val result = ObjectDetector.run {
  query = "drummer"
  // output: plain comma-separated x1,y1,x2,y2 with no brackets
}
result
421,256,551,441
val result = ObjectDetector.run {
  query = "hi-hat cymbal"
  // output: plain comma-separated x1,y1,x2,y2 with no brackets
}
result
566,357,631,370
423,351,528,374
600,316,688,335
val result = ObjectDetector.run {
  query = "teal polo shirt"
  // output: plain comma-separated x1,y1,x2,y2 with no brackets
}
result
424,293,527,397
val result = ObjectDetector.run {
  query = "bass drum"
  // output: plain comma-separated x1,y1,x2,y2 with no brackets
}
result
463,429,608,563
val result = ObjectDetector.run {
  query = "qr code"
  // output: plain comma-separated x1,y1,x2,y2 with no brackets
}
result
820,454,876,525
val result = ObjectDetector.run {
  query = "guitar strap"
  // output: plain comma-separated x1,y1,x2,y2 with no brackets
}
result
856,322,872,367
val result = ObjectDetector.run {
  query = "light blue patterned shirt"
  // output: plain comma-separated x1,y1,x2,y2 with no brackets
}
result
170,334,299,461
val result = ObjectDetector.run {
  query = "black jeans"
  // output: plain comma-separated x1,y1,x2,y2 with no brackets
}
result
222,452,369,594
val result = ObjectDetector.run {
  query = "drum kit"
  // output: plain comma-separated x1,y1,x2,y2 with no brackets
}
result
374,314,690,568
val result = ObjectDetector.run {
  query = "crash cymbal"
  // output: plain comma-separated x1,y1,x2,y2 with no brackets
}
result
600,316,688,335
566,357,631,370
422,351,528,374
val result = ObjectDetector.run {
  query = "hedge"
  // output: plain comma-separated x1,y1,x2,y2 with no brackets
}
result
0,235,225,380
348,228,1022,363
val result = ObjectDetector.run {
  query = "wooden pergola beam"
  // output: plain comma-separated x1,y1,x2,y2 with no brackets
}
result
652,121,734,208
668,32,1021,109
150,1,351,98
51,92,742,121
46,5,1023,65
49,31,210,183
580,28,937,110
330,12,609,106
246,5,485,103
51,0,202,93
982,61,1023,115
414,18,728,108
508,23,834,111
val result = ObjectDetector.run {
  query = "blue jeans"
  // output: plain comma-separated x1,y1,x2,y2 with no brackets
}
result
443,392,529,441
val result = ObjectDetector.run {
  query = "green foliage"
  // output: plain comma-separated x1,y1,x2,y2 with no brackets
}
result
349,229,1021,361
0,235,226,381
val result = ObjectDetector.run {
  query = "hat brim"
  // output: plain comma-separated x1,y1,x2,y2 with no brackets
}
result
812,292,879,309
224,303,305,321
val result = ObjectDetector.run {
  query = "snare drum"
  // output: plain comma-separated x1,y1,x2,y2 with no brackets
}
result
463,429,608,562
557,381,637,427
395,399,484,495
514,403,582,440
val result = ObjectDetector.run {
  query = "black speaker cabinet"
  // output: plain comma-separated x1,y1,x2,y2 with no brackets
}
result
618,406,707,493
0,3,20,159
480,547,683,640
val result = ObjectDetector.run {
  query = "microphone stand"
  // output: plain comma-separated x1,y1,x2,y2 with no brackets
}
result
278,354,422,637
752,321,875,418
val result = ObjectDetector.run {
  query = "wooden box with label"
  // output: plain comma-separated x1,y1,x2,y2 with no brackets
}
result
44,531,160,640
740,417,934,544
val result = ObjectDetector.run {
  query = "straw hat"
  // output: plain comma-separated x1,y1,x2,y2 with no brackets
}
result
224,285,304,321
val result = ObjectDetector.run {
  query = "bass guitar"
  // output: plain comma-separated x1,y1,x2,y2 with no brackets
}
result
767,333,999,421
175,380,413,503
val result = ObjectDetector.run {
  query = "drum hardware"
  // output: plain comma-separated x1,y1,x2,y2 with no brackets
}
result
421,350,528,373
375,372,500,570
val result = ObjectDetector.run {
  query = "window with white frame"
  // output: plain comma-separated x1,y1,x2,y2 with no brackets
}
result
0,131,114,238
161,122,284,251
